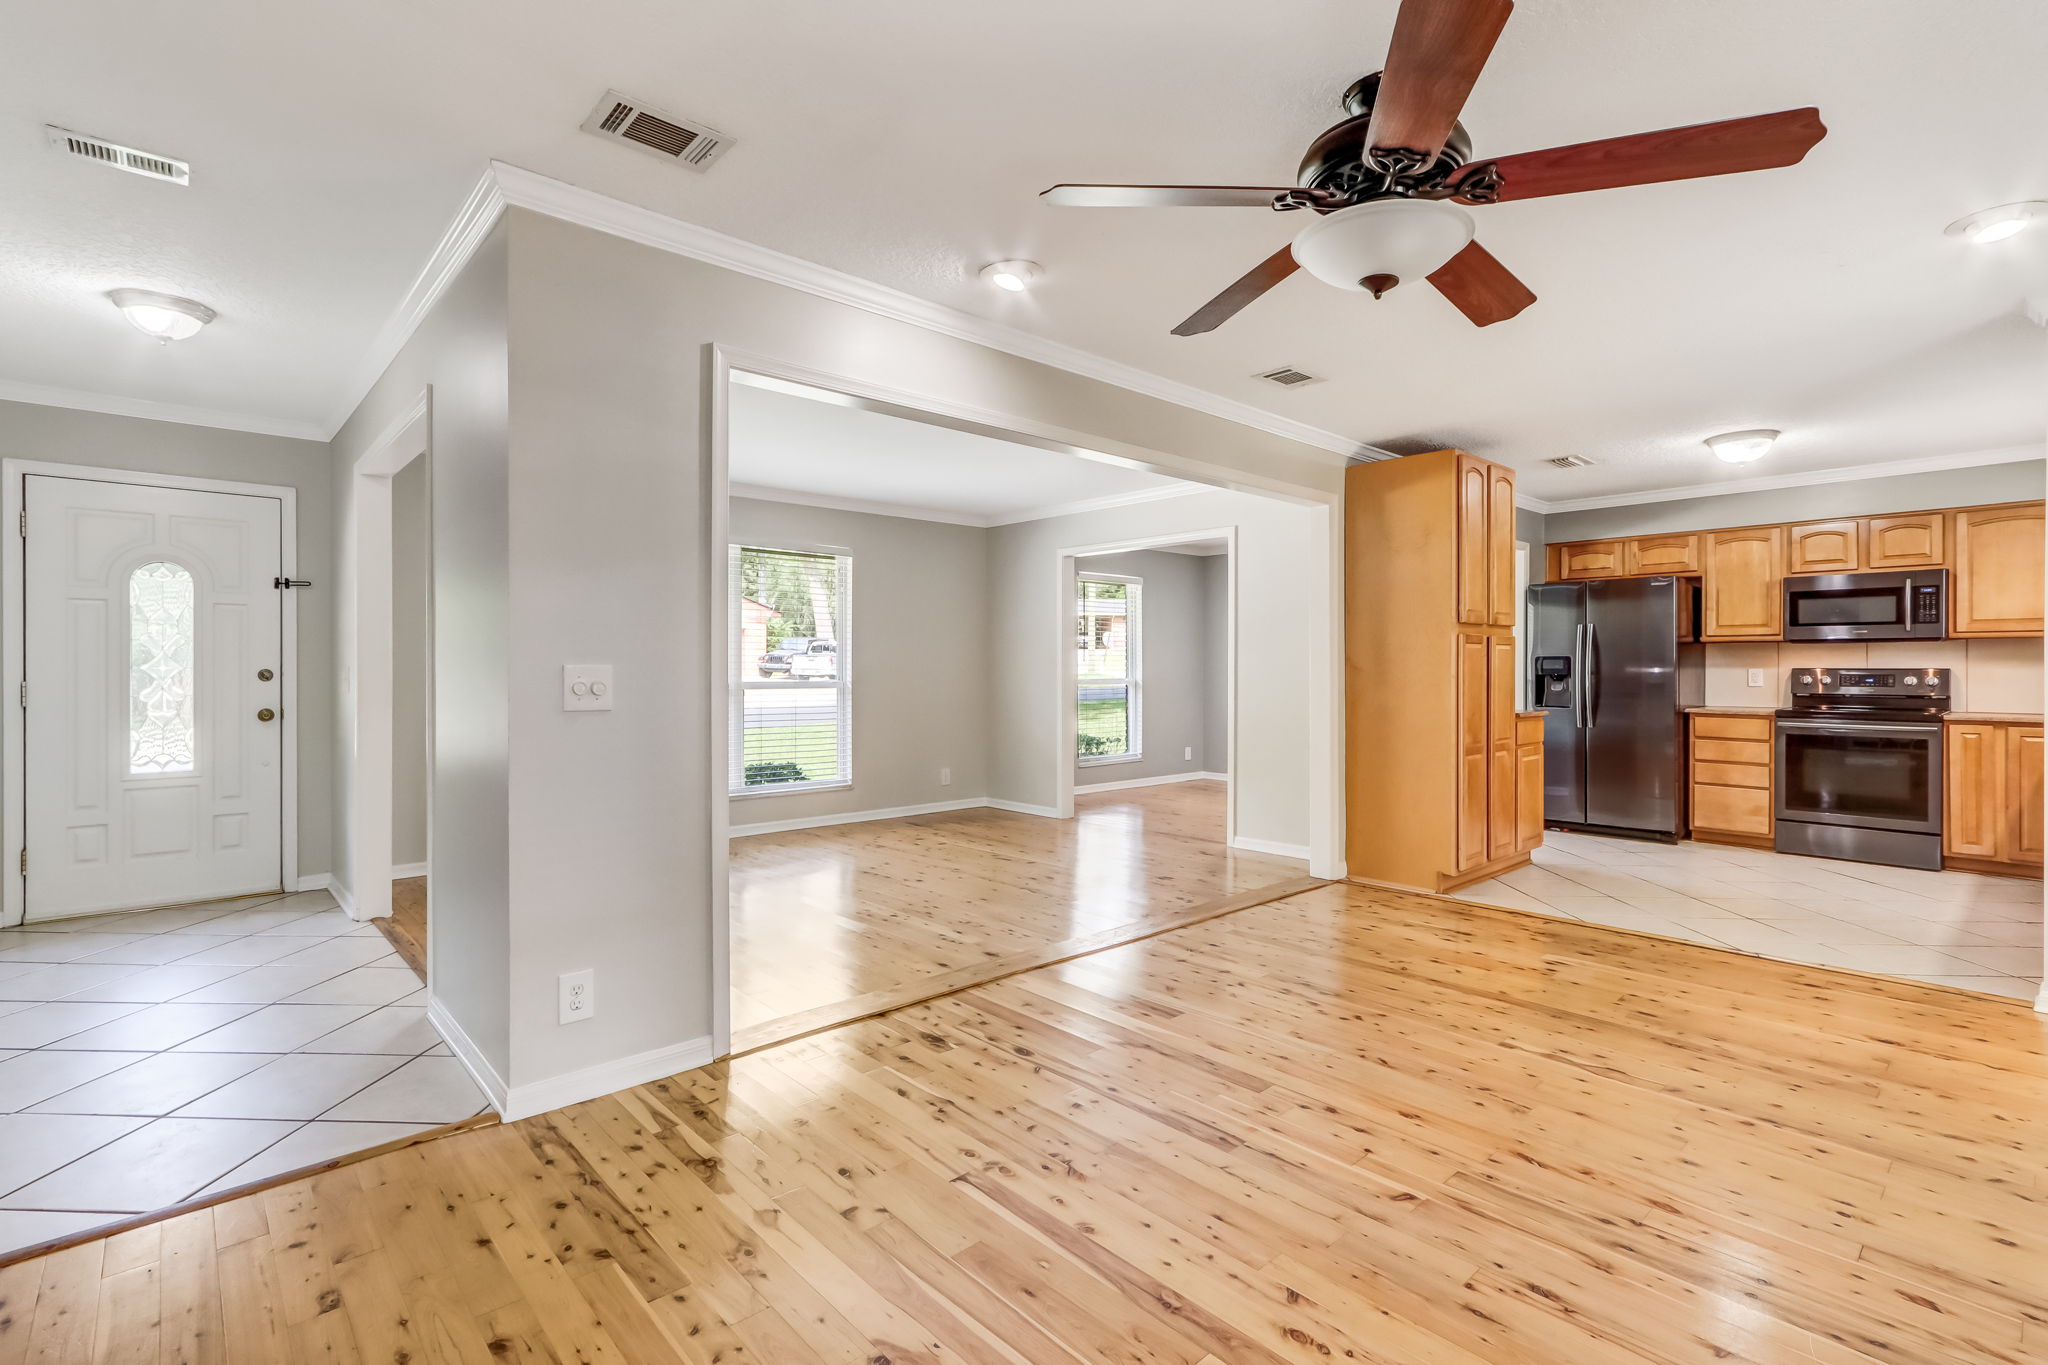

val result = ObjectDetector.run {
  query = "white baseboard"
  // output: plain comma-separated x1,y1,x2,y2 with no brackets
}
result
1230,835,1312,862
2036,984,2047,1015
292,872,333,893
392,861,428,879
1075,771,1228,794
984,798,1063,818
501,1035,717,1122
731,797,987,839
428,998,508,1115
327,879,359,919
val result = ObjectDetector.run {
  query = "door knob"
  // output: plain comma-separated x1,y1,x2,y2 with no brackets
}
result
257,708,276,723
257,668,274,682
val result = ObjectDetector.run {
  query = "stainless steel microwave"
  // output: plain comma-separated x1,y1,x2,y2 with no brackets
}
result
1783,569,1946,641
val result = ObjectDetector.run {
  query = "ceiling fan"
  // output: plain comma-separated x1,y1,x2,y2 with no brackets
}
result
1040,0,1825,335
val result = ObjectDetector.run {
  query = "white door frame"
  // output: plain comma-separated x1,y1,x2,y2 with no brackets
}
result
1,459,302,928
345,392,431,933
705,344,1346,1058
1056,528,1239,848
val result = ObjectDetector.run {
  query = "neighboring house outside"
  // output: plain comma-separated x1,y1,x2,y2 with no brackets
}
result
741,597,780,669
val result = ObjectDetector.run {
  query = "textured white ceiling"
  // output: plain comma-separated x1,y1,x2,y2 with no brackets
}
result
729,381,1191,523
3,0,2045,497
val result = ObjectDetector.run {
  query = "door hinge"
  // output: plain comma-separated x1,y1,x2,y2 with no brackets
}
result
273,577,312,590
16,680,23,709
17,849,23,877
16,508,24,538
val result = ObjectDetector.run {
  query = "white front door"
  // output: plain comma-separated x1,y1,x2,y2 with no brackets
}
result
24,475,285,920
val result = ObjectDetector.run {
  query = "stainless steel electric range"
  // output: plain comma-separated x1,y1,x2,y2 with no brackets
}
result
1774,667,1949,870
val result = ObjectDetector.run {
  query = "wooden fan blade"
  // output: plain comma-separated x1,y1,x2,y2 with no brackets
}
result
1041,184,1327,208
1452,107,1826,202
1427,240,1535,326
1367,0,1515,171
1171,246,1300,336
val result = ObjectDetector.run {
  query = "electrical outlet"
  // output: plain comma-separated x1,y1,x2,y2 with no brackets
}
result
1184,747,1194,761
1748,669,1765,687
559,969,595,1024
939,766,952,786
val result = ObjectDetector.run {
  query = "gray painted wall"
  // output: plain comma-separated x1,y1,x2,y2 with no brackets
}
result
330,222,510,1082
1544,459,2045,542
728,496,988,825
391,455,429,867
1514,505,1547,562
0,398,337,881
1071,548,1224,787
493,206,1338,1098
1200,556,1228,768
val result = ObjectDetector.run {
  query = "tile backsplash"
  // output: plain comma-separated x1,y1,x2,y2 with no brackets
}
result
1702,638,2044,711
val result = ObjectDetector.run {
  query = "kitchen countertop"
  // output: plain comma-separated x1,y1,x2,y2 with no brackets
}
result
1686,706,1778,717
1943,712,2045,723
1516,709,1545,719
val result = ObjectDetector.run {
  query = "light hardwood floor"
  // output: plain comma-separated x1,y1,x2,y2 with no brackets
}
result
13,879,2048,1362
731,780,1307,1048
377,876,428,982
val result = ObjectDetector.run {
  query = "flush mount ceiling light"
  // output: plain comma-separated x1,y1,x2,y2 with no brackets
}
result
107,288,215,343
979,260,1042,292
1704,428,1779,464
1291,199,1475,298
1945,201,2048,245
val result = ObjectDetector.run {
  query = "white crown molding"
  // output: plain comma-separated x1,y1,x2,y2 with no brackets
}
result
731,476,1205,529
1526,443,2047,517
485,161,1368,464
0,379,327,441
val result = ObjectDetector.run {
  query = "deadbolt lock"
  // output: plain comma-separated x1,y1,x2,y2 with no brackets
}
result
257,668,274,682
257,708,277,723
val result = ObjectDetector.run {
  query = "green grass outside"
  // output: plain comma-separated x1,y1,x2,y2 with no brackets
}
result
1078,697,1130,756
743,723,842,782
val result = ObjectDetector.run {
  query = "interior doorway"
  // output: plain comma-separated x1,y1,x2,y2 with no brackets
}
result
2,462,301,925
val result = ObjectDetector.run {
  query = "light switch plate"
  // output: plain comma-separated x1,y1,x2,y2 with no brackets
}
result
564,664,614,711
1748,669,1765,687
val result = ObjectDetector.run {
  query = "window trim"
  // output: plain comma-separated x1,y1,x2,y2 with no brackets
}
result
1076,570,1142,767
728,542,853,797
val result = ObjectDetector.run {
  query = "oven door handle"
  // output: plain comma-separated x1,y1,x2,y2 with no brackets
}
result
1776,721,1942,735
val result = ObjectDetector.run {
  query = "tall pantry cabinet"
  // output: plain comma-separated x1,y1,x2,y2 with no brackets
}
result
1346,449,1537,891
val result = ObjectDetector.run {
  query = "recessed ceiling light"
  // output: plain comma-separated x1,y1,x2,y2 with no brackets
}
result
1945,201,2048,245
1704,429,1779,465
979,260,1042,292
108,288,215,343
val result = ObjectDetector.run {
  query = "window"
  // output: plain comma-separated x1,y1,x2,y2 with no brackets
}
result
729,544,851,794
129,560,197,774
1077,572,1140,764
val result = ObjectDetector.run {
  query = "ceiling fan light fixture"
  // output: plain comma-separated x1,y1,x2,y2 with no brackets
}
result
1704,428,1779,465
979,260,1042,292
1290,199,1474,295
1945,201,2048,245
107,288,215,343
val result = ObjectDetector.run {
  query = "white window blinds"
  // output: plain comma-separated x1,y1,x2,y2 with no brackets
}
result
729,544,852,794
1077,573,1140,763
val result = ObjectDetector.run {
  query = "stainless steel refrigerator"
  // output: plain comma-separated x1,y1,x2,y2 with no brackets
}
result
1529,577,1703,839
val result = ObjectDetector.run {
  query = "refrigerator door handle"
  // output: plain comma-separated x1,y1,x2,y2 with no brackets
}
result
1573,623,1591,729
1584,621,1598,727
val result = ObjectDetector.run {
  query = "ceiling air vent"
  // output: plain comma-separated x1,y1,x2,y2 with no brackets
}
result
44,126,189,184
1546,455,1595,468
1255,366,1322,388
581,90,735,170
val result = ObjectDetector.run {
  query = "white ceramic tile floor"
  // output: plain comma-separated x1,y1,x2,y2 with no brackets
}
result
0,890,486,1257
1463,832,2045,1002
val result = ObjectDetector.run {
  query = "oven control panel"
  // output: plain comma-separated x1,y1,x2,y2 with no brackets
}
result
1789,667,1951,697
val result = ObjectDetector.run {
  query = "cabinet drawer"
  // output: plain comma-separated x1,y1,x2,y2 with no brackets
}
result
1516,713,1544,744
1694,737,1772,765
1692,715,1773,742
1693,783,1772,835
1693,760,1771,789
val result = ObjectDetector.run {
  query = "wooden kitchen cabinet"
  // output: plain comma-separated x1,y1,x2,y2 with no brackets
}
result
1515,713,1545,853
1952,503,2046,637
1785,520,1860,574
1689,713,1774,846
1944,719,2044,873
1626,533,1700,576
1560,541,1626,579
1347,450,1535,892
1702,526,1785,640
1864,513,1944,569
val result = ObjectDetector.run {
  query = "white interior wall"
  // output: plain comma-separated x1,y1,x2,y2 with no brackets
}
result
1072,548,1225,787
0,398,337,881
391,454,430,868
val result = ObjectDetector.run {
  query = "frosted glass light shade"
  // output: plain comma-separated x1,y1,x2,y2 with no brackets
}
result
1291,200,1475,292
108,288,215,342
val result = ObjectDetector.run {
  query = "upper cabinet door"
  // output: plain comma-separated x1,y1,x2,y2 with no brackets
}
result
1455,454,1490,625
1785,520,1860,575
1864,513,1944,569
1560,541,1626,579
1703,526,1785,638
1626,533,1700,576
1953,503,2046,636
1487,462,1517,627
